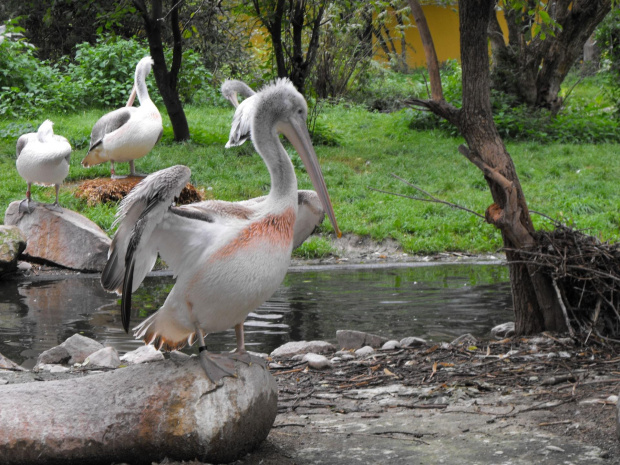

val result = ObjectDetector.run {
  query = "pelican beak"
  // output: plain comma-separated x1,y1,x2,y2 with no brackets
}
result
279,117,342,238
226,92,240,108
126,85,137,107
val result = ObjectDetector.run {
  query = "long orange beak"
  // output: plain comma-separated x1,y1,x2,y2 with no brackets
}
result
279,116,342,238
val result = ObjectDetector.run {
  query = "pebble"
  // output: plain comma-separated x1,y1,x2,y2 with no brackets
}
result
120,345,164,364
381,340,401,350
355,346,375,357
302,353,331,369
399,337,427,348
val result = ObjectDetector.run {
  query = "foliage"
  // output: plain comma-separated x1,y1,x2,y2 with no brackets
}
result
0,20,73,119
0,33,215,120
311,2,375,99
0,0,141,60
409,62,620,143
595,6,620,118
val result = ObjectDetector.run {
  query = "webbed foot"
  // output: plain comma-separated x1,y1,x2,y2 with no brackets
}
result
45,203,63,213
199,349,237,383
18,199,34,214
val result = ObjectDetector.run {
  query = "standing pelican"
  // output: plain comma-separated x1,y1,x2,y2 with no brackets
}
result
222,79,326,248
101,79,341,382
16,120,72,213
81,56,163,178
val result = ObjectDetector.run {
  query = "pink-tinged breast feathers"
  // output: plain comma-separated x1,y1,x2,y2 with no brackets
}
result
214,207,296,259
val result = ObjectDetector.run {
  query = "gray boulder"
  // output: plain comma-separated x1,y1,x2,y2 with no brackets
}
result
0,225,26,275
60,334,104,364
4,201,111,271
336,330,388,350
84,347,121,369
35,345,71,367
0,353,25,371
0,358,277,464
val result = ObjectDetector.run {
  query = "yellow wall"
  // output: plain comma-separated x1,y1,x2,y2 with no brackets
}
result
375,5,461,68
375,5,509,68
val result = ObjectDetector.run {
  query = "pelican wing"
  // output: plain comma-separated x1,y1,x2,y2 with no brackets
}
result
101,165,192,331
16,134,30,158
225,96,255,148
88,107,133,152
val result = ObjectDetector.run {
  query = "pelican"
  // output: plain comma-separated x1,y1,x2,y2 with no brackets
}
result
101,79,341,383
222,79,325,248
15,120,72,213
221,79,256,146
81,56,163,178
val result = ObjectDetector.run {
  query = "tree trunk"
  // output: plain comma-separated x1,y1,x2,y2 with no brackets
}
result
133,0,191,141
490,0,612,110
407,0,568,335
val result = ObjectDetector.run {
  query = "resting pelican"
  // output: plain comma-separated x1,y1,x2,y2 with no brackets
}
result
16,120,72,213
101,79,340,382
222,79,325,248
81,56,163,178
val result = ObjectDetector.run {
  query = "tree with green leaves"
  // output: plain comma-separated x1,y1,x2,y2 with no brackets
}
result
408,0,570,335
246,0,329,95
489,0,613,111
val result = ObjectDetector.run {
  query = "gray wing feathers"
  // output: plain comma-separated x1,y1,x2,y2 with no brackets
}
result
89,108,132,151
225,97,254,148
101,165,191,295
16,134,29,158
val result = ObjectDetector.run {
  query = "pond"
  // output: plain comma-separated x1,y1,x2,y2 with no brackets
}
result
0,263,513,369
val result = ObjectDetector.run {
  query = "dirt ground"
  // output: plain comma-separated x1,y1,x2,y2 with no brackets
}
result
221,334,619,465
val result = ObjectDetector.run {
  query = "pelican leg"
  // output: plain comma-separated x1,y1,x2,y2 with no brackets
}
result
194,325,237,383
129,160,147,178
229,323,266,368
44,184,63,213
18,183,34,213
228,323,252,365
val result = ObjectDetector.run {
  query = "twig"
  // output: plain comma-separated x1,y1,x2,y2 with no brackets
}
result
552,278,575,337
367,176,484,219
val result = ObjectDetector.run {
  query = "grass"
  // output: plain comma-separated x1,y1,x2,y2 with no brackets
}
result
1,98,619,258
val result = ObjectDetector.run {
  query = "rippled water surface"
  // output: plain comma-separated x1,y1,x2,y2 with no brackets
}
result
0,264,512,369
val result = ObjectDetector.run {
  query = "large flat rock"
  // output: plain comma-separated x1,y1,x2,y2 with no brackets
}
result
0,358,277,464
4,201,110,271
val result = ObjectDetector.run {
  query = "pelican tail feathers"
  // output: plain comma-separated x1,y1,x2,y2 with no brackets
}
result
134,310,197,352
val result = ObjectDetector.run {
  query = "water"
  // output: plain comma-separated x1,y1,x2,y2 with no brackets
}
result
0,264,512,369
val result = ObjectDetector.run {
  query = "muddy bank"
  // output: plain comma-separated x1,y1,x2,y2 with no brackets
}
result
4,333,617,464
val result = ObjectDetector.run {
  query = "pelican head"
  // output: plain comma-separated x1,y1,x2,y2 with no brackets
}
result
221,79,255,109
37,119,55,143
255,79,341,237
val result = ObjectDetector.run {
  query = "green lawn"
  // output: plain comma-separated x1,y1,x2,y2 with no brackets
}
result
1,102,618,256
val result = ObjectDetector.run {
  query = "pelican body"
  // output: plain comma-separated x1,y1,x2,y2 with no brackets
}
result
16,120,72,213
81,56,163,178
101,79,340,382
222,79,325,247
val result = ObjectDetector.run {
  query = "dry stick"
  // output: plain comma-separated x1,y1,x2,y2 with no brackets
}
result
367,183,484,220
552,279,575,337
557,377,620,390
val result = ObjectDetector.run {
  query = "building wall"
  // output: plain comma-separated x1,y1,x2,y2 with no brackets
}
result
375,4,509,69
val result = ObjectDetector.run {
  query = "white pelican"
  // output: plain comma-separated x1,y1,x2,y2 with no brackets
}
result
222,79,326,248
101,79,341,382
16,120,72,213
81,56,163,178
